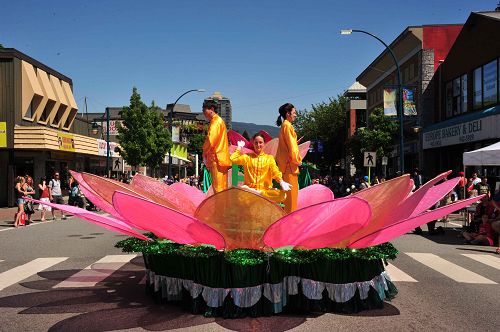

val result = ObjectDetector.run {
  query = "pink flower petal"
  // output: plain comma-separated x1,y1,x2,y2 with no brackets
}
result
227,130,248,146
297,184,334,210
299,141,311,159
348,195,484,248
130,174,197,215
70,171,127,221
346,175,413,245
229,145,254,155
80,172,178,210
194,187,285,250
169,182,207,207
25,197,149,241
263,197,371,249
112,191,225,249
263,138,279,156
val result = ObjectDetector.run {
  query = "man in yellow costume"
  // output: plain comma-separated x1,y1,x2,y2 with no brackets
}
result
202,100,231,193
276,103,302,213
231,133,292,202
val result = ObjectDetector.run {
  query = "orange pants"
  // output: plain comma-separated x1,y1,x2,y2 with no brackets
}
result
283,173,298,213
208,162,229,193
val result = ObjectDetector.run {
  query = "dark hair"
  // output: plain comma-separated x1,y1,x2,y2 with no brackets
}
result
39,176,46,184
202,100,218,113
252,133,265,141
276,103,295,126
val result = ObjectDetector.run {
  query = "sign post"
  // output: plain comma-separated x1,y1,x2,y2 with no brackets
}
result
363,151,377,183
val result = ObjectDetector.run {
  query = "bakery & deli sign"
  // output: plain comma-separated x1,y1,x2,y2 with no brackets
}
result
423,114,500,149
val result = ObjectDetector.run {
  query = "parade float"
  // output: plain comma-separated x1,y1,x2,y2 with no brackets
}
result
27,166,481,318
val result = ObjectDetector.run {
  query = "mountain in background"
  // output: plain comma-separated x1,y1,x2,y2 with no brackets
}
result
231,121,280,137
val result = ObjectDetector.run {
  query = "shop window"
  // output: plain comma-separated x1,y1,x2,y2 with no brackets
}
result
483,59,498,107
461,74,468,113
445,81,452,118
452,77,461,115
473,67,482,109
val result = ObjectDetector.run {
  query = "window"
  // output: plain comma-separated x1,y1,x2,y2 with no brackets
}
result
445,81,452,118
461,74,468,113
452,77,461,115
483,60,498,107
473,67,482,109
409,63,415,80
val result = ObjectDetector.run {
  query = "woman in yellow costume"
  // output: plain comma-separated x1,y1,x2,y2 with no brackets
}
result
276,103,302,213
202,100,231,193
231,133,292,203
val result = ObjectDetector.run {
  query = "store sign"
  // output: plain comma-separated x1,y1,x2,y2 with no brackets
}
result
97,139,119,157
423,114,500,149
0,122,6,148
57,132,75,152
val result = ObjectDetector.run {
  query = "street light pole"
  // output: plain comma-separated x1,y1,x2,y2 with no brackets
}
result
167,89,206,178
106,107,110,177
341,29,405,174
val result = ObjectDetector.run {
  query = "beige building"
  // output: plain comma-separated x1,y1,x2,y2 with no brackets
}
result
0,48,112,207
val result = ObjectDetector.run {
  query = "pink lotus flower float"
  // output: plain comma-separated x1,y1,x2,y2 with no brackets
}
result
28,170,481,251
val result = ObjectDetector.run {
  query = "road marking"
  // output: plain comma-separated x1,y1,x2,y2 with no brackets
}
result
406,253,496,284
0,257,68,291
462,254,500,270
54,254,137,288
385,263,417,282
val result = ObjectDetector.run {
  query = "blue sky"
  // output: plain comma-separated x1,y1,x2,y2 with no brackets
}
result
1,1,496,125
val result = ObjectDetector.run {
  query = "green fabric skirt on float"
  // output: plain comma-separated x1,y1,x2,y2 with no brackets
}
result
116,238,399,318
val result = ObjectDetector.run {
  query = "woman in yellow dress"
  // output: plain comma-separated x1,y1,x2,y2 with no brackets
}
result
230,133,291,203
275,103,302,213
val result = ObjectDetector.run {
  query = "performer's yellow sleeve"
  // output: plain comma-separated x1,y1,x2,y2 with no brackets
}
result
230,149,248,166
276,120,302,175
203,114,231,167
282,122,302,166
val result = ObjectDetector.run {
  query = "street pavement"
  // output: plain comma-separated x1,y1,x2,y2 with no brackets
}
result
0,207,499,332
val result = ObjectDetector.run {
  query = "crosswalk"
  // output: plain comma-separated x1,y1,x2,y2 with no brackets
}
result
0,252,499,293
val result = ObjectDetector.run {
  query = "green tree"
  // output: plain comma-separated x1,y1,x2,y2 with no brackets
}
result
346,107,398,171
0,44,4,49
188,133,205,155
143,101,172,175
117,88,172,174
294,95,348,173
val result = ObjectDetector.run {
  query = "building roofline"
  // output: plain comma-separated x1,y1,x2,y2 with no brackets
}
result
0,48,73,84
355,24,462,82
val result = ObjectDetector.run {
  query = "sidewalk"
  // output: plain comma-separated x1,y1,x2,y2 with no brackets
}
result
0,199,70,228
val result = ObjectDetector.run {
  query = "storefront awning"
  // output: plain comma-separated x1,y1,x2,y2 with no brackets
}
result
423,105,500,133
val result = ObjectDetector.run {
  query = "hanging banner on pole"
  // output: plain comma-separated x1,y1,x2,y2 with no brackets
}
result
383,88,397,116
403,87,417,116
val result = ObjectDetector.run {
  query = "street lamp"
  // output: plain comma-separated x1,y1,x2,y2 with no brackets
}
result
167,89,206,178
92,107,111,176
341,29,405,174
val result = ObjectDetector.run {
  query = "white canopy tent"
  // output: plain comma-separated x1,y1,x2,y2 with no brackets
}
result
463,141,500,166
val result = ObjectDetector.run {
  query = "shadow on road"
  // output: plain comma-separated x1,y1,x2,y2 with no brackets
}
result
0,257,400,331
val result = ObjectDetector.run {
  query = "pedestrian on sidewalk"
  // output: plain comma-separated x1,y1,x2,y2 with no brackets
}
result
37,177,51,221
48,172,66,220
14,176,26,228
23,175,36,224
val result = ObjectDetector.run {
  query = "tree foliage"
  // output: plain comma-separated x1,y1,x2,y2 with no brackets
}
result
346,107,398,171
294,95,348,173
117,88,172,173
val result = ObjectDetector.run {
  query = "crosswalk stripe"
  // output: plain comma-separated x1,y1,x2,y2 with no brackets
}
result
406,253,496,284
0,257,68,291
53,254,137,288
385,263,418,282
462,254,500,270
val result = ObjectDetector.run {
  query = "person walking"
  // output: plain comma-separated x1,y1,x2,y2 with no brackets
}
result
276,103,302,213
23,176,36,224
48,172,66,220
14,176,26,227
37,177,51,222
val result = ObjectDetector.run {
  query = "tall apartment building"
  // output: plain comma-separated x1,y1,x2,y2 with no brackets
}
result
204,91,232,129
